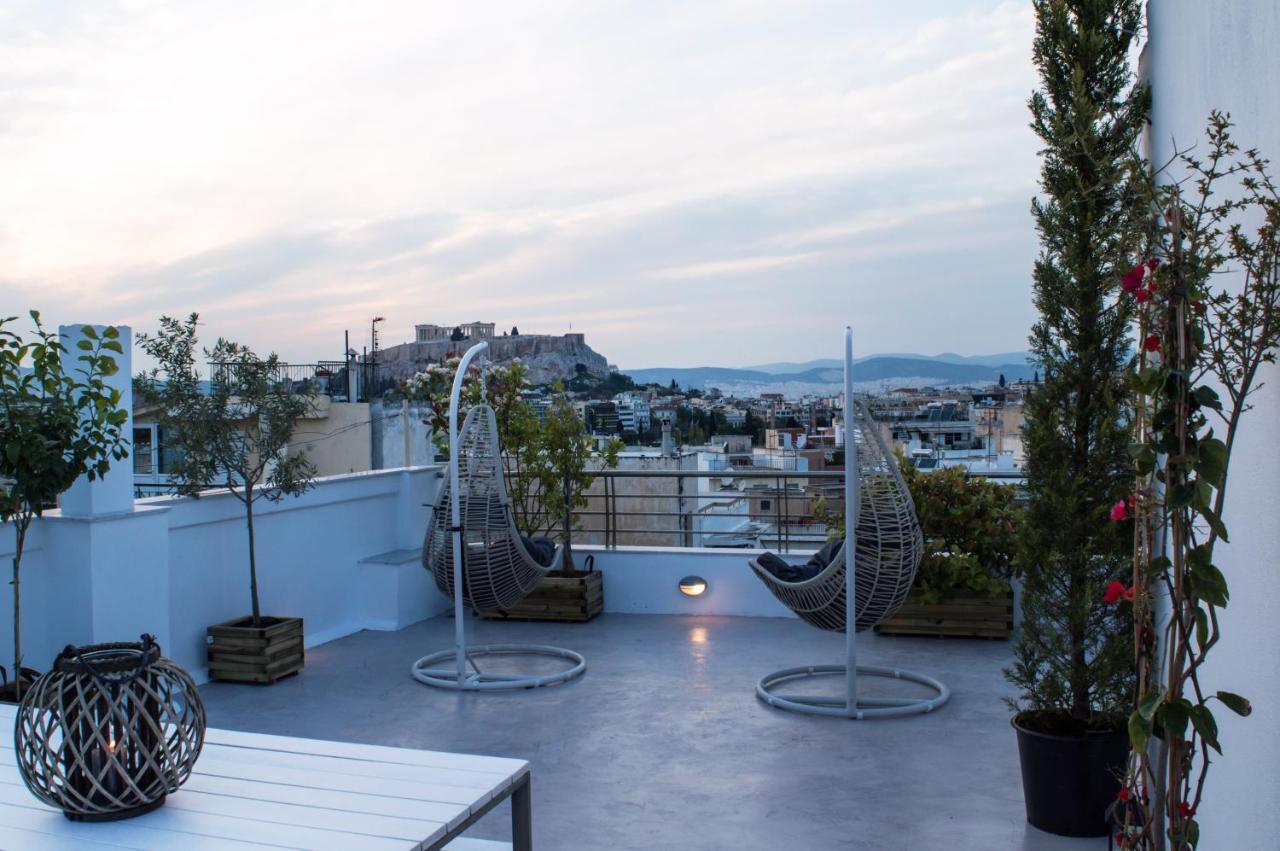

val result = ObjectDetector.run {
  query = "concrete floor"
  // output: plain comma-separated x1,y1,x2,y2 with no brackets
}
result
200,614,1108,851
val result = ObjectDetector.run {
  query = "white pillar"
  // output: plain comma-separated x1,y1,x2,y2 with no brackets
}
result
58,324,134,518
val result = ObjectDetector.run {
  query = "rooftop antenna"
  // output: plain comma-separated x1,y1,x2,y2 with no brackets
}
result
370,316,386,362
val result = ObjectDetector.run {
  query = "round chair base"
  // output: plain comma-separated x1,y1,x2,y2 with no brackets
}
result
412,643,586,691
757,664,950,719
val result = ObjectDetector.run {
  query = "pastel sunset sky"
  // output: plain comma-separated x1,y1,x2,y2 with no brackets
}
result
1,1,1040,368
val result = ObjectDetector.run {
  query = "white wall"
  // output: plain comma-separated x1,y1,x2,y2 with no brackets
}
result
578,545,797,619
0,466,449,683
1146,2,1280,842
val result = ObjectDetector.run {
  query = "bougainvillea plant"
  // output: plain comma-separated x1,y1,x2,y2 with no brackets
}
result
1110,113,1280,850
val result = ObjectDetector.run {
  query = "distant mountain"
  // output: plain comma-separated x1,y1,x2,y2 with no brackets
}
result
625,353,1034,395
744,352,1032,374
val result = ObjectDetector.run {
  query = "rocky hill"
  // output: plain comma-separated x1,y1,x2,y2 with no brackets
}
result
374,334,611,386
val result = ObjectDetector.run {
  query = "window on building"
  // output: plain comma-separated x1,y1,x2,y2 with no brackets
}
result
132,427,154,474
760,499,772,511
158,426,185,475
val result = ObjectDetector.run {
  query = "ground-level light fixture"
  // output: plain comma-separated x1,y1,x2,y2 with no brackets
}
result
679,576,708,597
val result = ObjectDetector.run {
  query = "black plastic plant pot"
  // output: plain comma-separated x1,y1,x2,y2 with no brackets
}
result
1012,713,1129,837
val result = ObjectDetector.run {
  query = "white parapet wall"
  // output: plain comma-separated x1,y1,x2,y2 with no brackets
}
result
577,545,798,619
0,466,449,683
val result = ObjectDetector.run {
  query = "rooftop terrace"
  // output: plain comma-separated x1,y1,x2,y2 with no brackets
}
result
200,613,1104,850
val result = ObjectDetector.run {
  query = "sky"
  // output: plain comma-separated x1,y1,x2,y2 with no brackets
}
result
1,0,1041,370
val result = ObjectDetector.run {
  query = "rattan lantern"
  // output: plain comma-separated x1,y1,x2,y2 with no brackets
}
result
14,635,205,821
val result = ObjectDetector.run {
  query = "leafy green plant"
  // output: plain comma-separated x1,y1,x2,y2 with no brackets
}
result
816,458,1022,604
137,314,317,626
402,361,620,572
0,312,128,700
1004,0,1148,732
1111,114,1279,851
897,457,1022,604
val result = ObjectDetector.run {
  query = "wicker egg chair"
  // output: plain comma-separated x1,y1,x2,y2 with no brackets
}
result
412,341,585,691
748,404,922,633
422,403,563,612
751,327,949,719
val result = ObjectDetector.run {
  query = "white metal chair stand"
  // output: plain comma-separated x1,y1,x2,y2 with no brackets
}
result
412,341,586,691
751,327,950,718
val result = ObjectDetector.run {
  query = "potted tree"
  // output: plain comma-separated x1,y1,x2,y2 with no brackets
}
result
491,384,621,621
875,459,1021,639
1003,0,1147,838
0,313,128,702
404,362,619,621
138,314,317,684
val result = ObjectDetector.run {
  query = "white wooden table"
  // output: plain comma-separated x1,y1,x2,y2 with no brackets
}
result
0,703,530,850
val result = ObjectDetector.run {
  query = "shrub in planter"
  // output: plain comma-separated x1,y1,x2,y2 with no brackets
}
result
0,314,128,703
138,314,317,683
874,458,1022,638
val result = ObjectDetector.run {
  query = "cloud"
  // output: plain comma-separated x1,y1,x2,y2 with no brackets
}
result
0,1,1040,369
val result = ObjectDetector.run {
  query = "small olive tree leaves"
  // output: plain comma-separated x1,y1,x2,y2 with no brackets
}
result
1,315,129,702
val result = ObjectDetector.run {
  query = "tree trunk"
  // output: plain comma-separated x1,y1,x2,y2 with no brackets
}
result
561,470,576,574
11,516,28,702
246,489,262,627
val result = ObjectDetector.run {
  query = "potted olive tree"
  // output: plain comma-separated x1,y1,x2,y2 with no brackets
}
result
875,459,1021,639
0,313,128,702
1003,0,1147,838
404,361,619,620
138,314,317,683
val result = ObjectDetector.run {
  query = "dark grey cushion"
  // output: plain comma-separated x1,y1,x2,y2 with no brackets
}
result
521,536,557,568
757,538,842,582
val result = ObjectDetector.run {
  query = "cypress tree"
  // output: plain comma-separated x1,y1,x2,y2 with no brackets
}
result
1004,0,1148,730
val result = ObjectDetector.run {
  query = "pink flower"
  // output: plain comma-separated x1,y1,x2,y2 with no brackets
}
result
1178,802,1196,819
1143,334,1161,353
1103,581,1128,604
1122,264,1146,294
1110,499,1129,521
1117,787,1132,802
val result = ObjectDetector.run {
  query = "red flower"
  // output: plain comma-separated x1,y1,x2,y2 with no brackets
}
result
1146,257,1161,271
1136,289,1151,304
1143,334,1161,353
1123,586,1135,603
1110,499,1129,521
1178,802,1196,819
1117,787,1132,802
1103,581,1128,604
1122,264,1146,293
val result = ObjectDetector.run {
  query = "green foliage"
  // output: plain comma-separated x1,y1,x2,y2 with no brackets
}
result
897,456,1022,604
1006,0,1148,727
402,360,621,569
0,312,128,697
1114,114,1280,851
137,313,318,624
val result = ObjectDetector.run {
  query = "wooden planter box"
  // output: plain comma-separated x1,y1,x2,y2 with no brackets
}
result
875,589,1013,639
207,616,305,683
479,570,603,623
